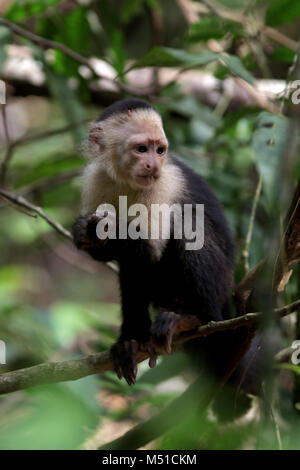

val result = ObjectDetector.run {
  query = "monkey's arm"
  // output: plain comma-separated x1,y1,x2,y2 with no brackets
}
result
72,215,157,384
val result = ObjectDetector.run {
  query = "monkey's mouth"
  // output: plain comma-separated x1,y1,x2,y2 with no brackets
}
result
135,174,157,187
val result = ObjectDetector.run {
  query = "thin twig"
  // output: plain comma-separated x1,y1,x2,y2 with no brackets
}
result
270,404,283,450
0,188,119,273
0,120,89,159
9,119,89,148
0,17,97,77
187,0,298,51
0,103,14,186
21,169,81,196
242,175,263,272
0,188,72,239
0,17,157,98
0,119,89,187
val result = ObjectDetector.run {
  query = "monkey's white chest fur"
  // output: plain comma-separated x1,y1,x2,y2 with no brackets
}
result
81,160,186,262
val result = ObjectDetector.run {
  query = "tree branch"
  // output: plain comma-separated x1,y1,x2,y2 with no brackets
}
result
0,188,72,240
0,188,119,273
99,324,256,450
0,300,299,396
0,18,156,98
0,17,97,77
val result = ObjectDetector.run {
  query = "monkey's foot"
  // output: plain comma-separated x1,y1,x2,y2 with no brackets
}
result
151,312,202,354
151,311,181,354
110,338,157,386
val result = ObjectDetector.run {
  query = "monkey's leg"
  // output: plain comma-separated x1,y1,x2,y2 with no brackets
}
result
151,311,201,354
111,256,158,386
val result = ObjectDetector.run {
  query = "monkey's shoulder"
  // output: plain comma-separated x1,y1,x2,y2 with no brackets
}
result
169,155,235,259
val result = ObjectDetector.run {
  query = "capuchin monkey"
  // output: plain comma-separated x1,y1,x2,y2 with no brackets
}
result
72,98,250,388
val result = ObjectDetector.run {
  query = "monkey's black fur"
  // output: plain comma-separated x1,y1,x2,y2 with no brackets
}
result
73,156,235,321
97,98,157,122
72,99,257,393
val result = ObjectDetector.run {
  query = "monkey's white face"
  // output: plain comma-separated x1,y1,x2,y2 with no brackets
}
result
112,112,168,189
88,109,168,190
122,126,168,189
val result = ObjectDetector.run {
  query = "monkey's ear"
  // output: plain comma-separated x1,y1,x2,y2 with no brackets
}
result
88,123,104,157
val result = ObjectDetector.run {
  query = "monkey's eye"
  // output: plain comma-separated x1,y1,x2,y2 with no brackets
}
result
157,147,165,155
137,145,148,153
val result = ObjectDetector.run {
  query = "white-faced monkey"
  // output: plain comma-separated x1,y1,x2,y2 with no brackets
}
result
72,98,241,387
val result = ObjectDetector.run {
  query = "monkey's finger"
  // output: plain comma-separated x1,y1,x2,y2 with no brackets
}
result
149,355,157,368
122,340,138,385
115,365,123,381
165,335,173,355
111,354,123,380
123,363,137,386
147,344,157,368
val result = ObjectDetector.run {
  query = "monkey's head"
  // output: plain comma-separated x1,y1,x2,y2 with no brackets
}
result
88,99,168,189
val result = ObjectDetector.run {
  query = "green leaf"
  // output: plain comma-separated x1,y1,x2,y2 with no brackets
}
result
128,47,218,69
187,17,245,42
108,29,127,78
51,7,92,77
265,0,300,26
5,0,62,21
221,55,254,85
127,47,254,84
252,112,289,206
0,384,99,450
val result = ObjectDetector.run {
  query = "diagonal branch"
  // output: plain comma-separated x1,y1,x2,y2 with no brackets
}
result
0,117,89,186
0,17,97,77
0,18,156,98
0,300,299,396
0,188,119,273
0,188,72,239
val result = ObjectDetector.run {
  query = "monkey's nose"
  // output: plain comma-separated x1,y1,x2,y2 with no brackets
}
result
144,162,159,176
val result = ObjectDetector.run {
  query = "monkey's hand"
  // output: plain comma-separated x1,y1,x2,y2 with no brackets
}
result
72,214,102,251
72,211,117,263
111,337,157,386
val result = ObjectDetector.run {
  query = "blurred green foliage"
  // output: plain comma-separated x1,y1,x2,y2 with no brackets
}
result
0,0,300,450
